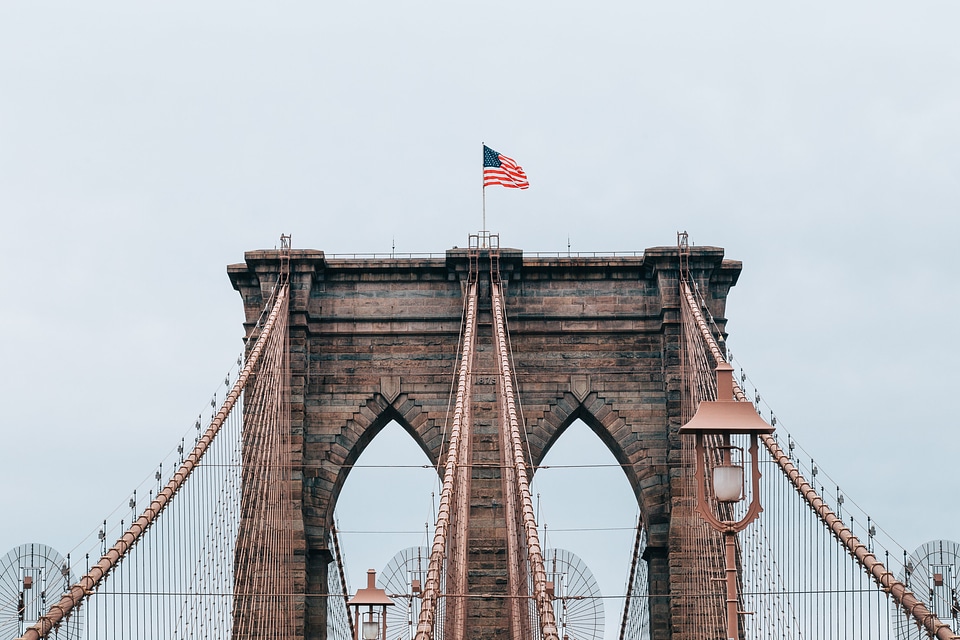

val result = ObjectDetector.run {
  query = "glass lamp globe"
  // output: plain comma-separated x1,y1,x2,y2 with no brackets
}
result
362,621,380,640
713,464,744,503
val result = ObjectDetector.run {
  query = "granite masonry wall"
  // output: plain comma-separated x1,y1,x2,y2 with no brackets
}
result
228,245,741,639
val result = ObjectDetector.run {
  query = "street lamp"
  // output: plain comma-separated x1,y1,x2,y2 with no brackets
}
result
678,362,774,640
347,569,394,640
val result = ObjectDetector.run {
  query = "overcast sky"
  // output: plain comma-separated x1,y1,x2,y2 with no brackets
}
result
2,1,959,637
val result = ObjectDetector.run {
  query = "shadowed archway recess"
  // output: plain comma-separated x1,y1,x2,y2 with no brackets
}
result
229,244,741,639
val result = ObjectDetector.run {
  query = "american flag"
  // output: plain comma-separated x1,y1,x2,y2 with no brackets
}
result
483,145,529,189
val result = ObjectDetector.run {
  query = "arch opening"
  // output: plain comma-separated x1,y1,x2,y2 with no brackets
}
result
323,399,441,533
333,420,440,594
531,419,642,640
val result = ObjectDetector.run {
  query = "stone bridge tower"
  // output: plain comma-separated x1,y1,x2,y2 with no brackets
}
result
228,243,741,639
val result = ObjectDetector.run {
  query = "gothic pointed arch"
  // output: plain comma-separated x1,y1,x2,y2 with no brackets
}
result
229,243,743,640
316,388,447,533
528,390,671,550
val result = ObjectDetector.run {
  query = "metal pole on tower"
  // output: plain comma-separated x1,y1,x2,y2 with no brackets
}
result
482,142,487,243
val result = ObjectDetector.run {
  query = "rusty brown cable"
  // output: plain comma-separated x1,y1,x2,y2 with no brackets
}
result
17,281,289,640
414,281,478,640
331,522,355,639
491,279,561,640
680,280,958,640
618,519,645,640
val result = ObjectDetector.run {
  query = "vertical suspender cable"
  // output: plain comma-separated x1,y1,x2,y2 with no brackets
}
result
18,281,289,640
680,280,958,640
618,519,645,640
330,523,355,640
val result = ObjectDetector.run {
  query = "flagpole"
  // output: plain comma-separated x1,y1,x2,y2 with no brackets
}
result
482,189,486,240
481,142,486,245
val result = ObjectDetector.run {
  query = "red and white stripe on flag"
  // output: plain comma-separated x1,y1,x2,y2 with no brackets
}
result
483,145,530,189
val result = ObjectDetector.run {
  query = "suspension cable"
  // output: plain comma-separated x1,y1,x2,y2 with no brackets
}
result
18,280,290,640
414,280,479,640
679,279,958,640
491,277,560,640
330,521,355,639
618,518,646,640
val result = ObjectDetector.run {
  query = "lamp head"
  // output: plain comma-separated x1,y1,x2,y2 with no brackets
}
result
347,570,395,608
679,363,774,436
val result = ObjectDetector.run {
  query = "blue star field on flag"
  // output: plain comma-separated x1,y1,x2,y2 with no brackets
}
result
483,145,529,189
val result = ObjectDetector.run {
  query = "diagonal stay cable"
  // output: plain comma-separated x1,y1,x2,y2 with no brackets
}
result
679,279,958,640
18,281,289,640
490,277,560,640
414,280,478,640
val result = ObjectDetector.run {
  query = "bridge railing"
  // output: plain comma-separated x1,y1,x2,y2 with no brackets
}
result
323,250,647,260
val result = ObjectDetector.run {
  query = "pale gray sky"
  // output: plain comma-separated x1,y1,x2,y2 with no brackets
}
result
2,2,959,637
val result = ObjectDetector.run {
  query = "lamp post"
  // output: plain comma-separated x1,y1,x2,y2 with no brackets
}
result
678,362,774,640
347,569,394,640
